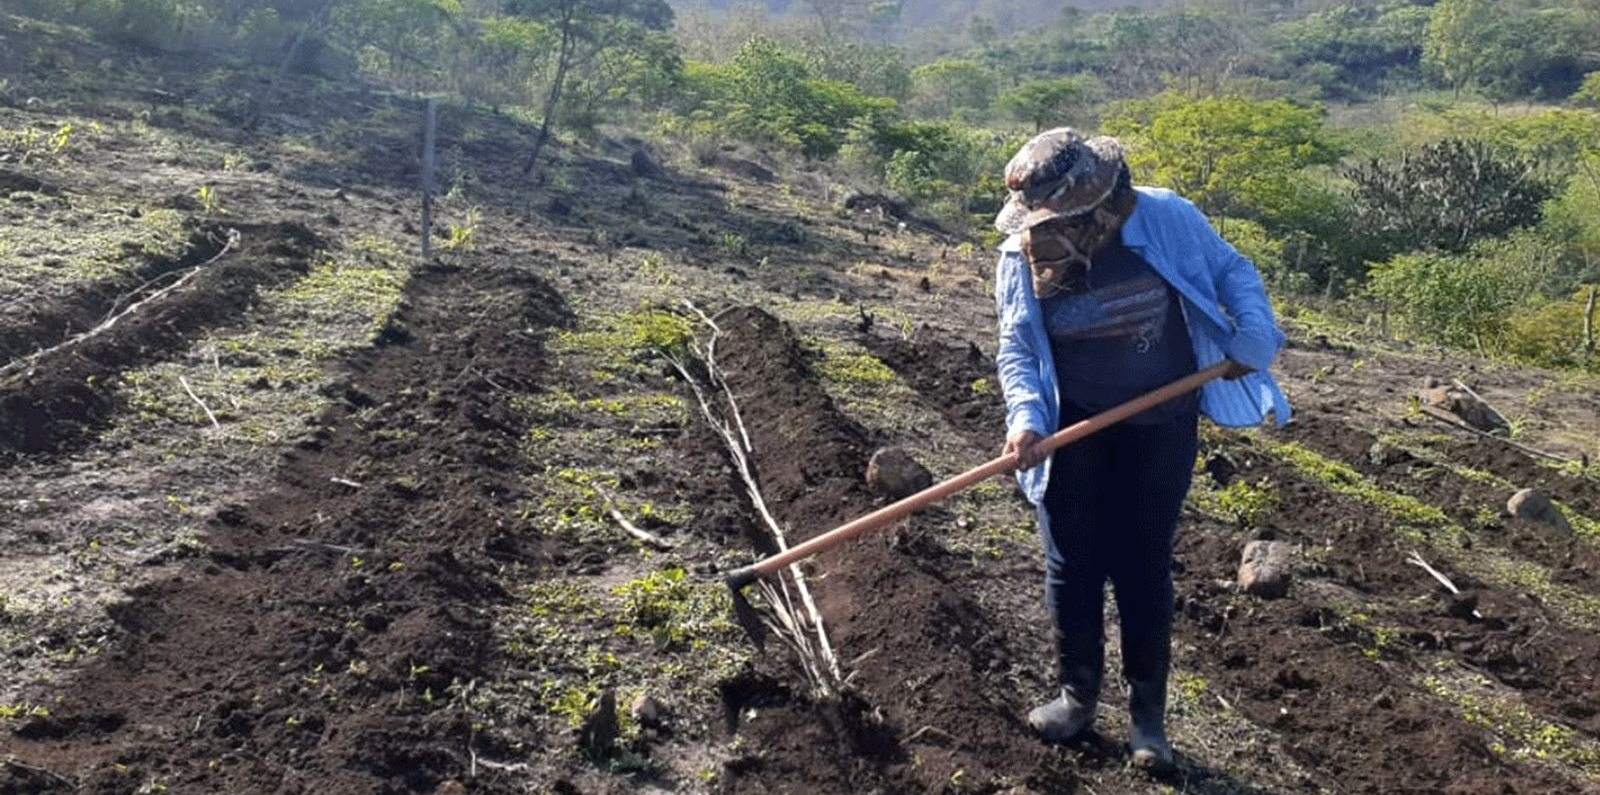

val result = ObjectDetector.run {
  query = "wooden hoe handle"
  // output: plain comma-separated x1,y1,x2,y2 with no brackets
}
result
725,361,1232,588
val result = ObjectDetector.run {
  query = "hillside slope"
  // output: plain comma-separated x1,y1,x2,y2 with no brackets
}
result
3,14,1600,795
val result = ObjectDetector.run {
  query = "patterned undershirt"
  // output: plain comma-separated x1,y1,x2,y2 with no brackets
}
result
1043,237,1197,424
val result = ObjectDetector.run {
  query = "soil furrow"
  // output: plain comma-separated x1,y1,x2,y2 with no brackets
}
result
2,262,570,795
707,307,1080,794
0,222,322,457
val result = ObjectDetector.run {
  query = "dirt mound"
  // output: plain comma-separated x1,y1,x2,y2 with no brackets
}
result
866,335,998,440
2,263,571,794
704,307,1070,793
0,167,54,196
0,223,322,456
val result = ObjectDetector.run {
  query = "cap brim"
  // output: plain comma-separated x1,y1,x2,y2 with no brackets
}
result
994,197,1071,236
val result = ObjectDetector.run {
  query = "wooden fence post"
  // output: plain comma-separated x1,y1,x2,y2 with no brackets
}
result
421,97,438,260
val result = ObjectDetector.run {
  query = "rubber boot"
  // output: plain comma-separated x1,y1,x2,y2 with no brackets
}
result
1028,631,1101,742
1128,676,1173,772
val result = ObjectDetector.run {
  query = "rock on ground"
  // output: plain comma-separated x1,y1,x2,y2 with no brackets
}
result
578,689,619,752
1239,540,1293,599
1417,380,1509,435
1507,488,1571,533
866,447,933,499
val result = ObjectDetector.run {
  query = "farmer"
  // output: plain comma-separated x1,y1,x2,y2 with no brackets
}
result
992,128,1290,771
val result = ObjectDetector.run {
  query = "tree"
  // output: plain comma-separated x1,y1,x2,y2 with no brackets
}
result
996,75,1099,131
1094,9,1264,96
1103,93,1342,222
1540,153,1600,286
1346,138,1551,258
1575,72,1600,108
908,59,996,120
1369,233,1553,354
1422,0,1498,95
1276,2,1429,97
512,0,675,174
670,36,893,159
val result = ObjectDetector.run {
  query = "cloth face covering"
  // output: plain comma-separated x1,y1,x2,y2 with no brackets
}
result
1021,208,1123,299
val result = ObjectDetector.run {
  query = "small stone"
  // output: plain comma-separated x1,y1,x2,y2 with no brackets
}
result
866,447,933,500
1204,452,1238,487
1507,489,1571,533
1446,591,1481,620
1238,540,1293,599
631,694,665,729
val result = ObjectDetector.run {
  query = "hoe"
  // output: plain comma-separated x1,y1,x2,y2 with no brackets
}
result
723,361,1232,648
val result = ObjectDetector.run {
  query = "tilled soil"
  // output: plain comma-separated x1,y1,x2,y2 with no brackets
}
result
4,262,569,794
4,16,1600,794
0,223,320,456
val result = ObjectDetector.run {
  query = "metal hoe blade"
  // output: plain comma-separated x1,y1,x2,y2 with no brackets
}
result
723,565,769,651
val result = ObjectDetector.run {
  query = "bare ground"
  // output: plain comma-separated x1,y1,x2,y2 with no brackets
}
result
3,13,1600,795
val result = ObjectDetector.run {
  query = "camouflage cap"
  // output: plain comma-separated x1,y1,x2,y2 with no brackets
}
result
993,128,1127,235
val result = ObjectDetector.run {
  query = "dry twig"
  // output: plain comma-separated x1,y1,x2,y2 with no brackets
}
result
178,375,222,429
672,302,842,694
1406,550,1483,619
1416,404,1572,464
593,483,674,550
0,229,240,381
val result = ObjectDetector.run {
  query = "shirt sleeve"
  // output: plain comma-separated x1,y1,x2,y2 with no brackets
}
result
994,251,1049,438
1198,214,1286,373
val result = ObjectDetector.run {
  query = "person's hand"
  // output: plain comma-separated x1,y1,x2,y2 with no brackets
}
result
1222,359,1255,380
1002,430,1047,471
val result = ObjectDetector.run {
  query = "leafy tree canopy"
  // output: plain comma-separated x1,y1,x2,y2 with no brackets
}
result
1103,92,1343,221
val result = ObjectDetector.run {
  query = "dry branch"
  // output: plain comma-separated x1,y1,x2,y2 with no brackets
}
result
1406,550,1483,619
1584,286,1596,361
0,229,240,381
593,484,674,550
2,758,72,786
672,303,842,694
178,375,221,429
1416,404,1573,464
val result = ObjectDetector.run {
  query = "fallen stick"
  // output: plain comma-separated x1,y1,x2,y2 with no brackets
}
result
593,484,674,550
1417,404,1573,464
3,757,73,786
672,305,841,693
0,229,240,381
178,375,221,429
1406,550,1483,619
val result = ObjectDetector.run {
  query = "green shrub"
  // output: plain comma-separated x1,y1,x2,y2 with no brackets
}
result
1368,231,1554,354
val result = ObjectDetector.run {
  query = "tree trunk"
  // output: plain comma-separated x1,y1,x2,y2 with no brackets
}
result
522,1,576,177
249,0,340,129
1584,285,1597,364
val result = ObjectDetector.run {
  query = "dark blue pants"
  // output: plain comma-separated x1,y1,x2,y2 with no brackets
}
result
1037,405,1198,692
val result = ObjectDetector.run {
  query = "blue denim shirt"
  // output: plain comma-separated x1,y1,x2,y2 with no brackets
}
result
996,187,1291,505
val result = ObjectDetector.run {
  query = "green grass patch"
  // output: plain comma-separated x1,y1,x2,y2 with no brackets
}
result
550,309,693,380
503,571,750,750
1266,440,1451,534
107,236,412,445
1263,437,1600,631
0,199,186,301
1425,669,1600,777
802,337,916,426
1191,476,1281,531
1372,433,1600,543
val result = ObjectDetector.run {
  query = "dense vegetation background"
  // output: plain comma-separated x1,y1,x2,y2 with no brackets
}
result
9,0,1599,371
